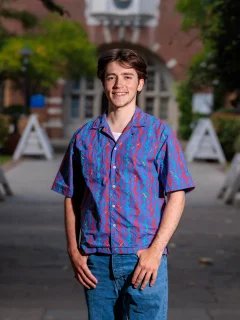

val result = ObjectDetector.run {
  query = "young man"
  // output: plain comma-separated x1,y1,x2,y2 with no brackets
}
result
51,48,195,319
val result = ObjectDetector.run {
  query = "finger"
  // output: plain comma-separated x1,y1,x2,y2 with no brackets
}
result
140,272,152,290
131,265,142,284
82,265,98,284
79,269,98,288
136,250,142,257
73,259,98,285
150,270,158,287
133,269,146,288
75,273,91,289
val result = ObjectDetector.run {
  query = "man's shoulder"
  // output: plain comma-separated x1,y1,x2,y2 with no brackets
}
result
138,110,175,145
142,110,168,132
71,115,102,140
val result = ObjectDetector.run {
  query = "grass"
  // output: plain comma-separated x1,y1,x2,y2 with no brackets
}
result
0,155,11,165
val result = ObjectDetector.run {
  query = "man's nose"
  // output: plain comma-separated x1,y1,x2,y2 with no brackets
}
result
113,77,123,87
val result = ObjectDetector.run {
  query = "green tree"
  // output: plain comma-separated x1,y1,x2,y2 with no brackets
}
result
176,0,240,139
0,0,75,93
177,0,240,103
0,15,96,93
0,0,68,42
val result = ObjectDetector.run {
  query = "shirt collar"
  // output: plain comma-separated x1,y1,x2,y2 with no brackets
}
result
91,107,146,130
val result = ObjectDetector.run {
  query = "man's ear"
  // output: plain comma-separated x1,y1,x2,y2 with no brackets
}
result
137,78,145,92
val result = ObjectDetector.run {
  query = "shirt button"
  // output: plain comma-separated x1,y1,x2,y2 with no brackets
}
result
113,165,116,169
114,147,117,151
112,204,115,208
113,224,116,227
112,184,116,189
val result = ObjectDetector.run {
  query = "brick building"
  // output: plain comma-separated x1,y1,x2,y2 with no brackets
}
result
3,0,201,141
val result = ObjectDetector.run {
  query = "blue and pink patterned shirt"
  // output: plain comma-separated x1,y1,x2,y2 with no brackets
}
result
51,107,194,254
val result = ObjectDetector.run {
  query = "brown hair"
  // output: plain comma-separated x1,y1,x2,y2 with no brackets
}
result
97,48,147,82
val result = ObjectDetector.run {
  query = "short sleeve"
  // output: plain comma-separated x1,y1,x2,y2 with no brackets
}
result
51,133,78,197
157,125,195,194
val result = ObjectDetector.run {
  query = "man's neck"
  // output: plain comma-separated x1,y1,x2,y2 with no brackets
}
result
107,105,136,133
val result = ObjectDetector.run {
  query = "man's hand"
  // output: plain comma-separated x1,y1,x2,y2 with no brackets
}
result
131,247,162,290
69,249,98,289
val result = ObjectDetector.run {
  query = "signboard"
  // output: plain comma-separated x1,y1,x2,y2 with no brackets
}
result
13,114,54,160
30,94,45,109
218,153,240,204
185,118,226,164
192,93,213,115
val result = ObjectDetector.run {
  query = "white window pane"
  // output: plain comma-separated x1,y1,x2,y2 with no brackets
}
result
71,95,79,118
145,97,154,115
160,73,167,91
146,70,155,91
85,96,94,118
159,97,169,119
72,79,80,90
86,77,94,90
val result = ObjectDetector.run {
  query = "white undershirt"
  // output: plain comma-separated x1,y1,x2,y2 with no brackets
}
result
112,131,122,141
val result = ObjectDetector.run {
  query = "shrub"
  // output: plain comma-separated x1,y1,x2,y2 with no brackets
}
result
234,134,240,153
211,110,240,160
0,114,10,147
2,104,25,134
176,81,193,140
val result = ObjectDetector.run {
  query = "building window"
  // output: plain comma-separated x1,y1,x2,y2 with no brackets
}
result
85,96,94,118
146,69,155,91
86,77,94,90
71,94,79,118
72,79,80,90
139,59,171,120
68,59,171,125
159,73,167,92
145,97,154,115
69,77,97,120
113,0,132,9
159,97,169,120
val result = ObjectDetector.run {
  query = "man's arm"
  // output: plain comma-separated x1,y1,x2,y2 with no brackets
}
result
132,190,185,290
64,197,98,289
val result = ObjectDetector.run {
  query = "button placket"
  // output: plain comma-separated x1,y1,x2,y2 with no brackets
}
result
110,143,118,248
109,129,133,251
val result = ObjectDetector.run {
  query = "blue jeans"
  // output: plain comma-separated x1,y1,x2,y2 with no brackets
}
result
85,253,168,320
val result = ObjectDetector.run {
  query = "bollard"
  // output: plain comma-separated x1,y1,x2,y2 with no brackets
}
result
0,168,13,201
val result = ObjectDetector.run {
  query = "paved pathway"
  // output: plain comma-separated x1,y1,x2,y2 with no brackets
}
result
0,155,239,320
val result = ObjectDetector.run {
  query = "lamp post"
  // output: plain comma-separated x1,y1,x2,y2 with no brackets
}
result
20,47,32,115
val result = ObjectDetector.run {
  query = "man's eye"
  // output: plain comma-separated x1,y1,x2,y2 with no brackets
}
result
125,76,132,79
106,77,114,80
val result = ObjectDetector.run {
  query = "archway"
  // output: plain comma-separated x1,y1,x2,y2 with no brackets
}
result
63,45,175,138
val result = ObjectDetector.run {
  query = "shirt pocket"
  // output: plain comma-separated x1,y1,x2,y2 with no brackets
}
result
80,149,106,184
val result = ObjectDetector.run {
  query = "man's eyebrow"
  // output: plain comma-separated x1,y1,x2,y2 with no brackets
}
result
105,72,135,76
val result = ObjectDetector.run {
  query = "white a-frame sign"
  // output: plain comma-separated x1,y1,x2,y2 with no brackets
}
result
185,118,226,164
218,153,240,204
13,114,54,160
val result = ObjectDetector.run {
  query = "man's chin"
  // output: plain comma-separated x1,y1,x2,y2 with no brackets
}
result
110,104,130,110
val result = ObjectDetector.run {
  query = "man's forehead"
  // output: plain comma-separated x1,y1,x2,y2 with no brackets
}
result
105,61,137,74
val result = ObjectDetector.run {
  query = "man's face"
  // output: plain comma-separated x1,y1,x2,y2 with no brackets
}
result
103,61,144,110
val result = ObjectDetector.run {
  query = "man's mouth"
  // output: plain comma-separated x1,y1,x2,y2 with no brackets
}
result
112,92,128,96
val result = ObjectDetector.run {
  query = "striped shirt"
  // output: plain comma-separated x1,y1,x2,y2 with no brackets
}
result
51,107,195,254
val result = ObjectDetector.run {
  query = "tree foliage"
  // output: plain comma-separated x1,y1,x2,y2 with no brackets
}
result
177,0,240,95
176,0,210,31
0,0,96,93
176,0,240,139
0,15,97,92
40,0,69,16
0,1,68,35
